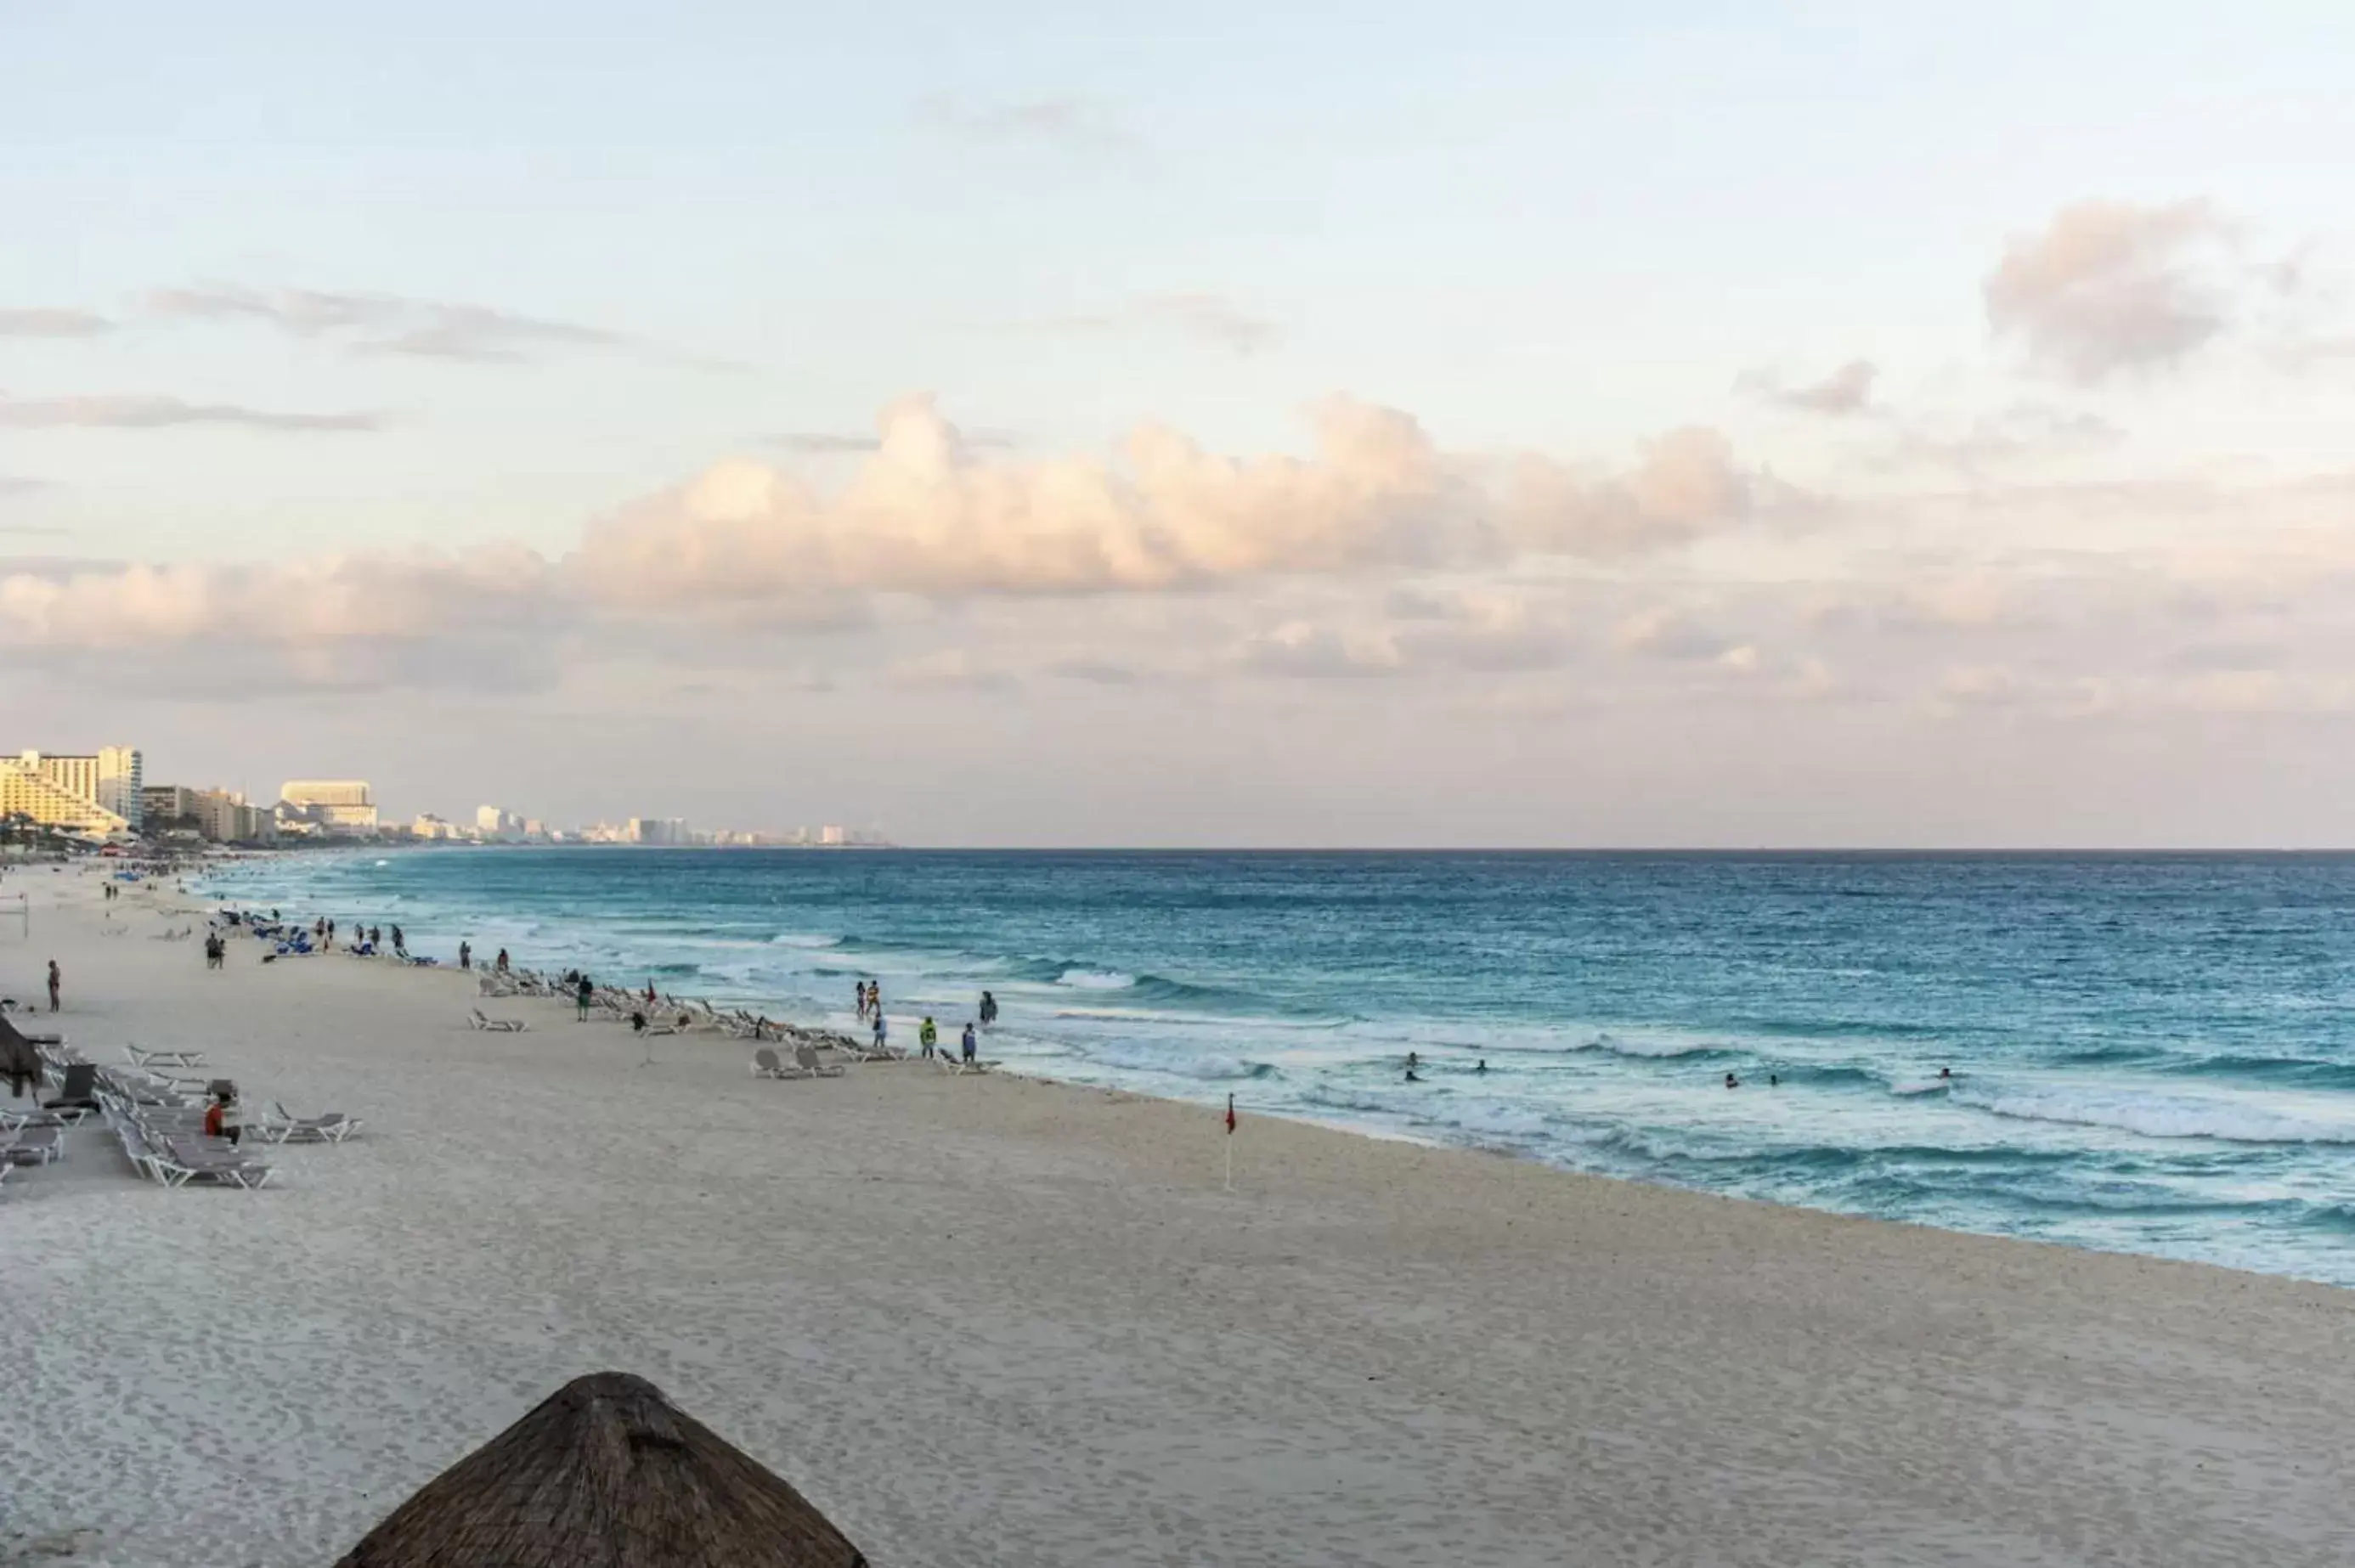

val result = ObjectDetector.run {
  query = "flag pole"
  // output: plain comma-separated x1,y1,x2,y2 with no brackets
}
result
1224,1092,1234,1191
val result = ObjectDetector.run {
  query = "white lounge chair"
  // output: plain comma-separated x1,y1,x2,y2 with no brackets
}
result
751,1047,810,1080
793,1044,844,1079
125,1044,207,1069
470,1009,527,1033
257,1103,360,1143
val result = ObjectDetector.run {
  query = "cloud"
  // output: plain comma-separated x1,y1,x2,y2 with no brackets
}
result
1235,622,1399,680
0,548,548,652
1046,658,1152,685
0,394,383,432
1025,293,1279,355
0,307,112,338
1984,200,2234,381
1867,403,2126,479
143,285,675,366
1613,608,1734,662
0,476,56,499
1742,359,1877,415
913,93,1137,152
884,648,1019,692
574,393,1768,607
771,426,1017,455
1505,426,1761,556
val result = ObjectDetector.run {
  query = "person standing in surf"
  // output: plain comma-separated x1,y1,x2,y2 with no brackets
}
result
979,990,998,1028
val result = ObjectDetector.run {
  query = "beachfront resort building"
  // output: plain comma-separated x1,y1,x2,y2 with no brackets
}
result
0,747,142,837
628,816,689,846
280,779,379,835
138,783,274,843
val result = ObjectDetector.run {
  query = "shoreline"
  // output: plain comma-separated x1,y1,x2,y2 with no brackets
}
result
9,866,2355,1565
189,849,2355,1291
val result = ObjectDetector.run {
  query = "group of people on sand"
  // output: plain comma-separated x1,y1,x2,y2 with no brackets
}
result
856,980,997,1062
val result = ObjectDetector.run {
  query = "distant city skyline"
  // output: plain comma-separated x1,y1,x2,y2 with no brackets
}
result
9,8,2355,844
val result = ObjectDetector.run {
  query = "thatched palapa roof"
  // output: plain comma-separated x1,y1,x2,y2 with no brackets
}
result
0,1011,42,1080
334,1372,867,1568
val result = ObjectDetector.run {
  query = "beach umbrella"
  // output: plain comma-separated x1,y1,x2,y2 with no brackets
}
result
333,1372,867,1568
0,1012,42,1086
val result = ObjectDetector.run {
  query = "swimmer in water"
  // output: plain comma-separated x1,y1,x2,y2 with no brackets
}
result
1475,1059,1488,1074
1405,1069,1424,1084
1725,1072,1741,1089
1405,1052,1420,1070
1938,1067,1953,1080
1768,1073,1779,1086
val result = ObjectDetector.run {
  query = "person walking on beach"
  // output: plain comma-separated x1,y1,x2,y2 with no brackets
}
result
872,1010,889,1055
391,923,405,954
205,933,224,971
576,973,595,1022
918,1017,939,1059
495,949,510,973
326,918,336,949
962,1021,977,1064
980,990,998,1027
46,959,59,1012
459,940,472,972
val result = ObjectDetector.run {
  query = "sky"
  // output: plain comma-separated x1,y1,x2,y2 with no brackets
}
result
7,3,2355,845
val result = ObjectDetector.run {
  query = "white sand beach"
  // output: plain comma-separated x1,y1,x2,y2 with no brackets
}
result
6,866,2355,1568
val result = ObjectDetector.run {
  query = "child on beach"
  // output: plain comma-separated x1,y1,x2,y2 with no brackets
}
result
962,1022,977,1063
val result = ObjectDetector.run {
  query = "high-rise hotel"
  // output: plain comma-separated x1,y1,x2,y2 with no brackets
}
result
0,746,144,835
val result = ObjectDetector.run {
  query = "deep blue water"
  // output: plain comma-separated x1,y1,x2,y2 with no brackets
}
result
200,850,2355,1285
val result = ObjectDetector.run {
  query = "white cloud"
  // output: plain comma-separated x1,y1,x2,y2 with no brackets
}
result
1743,359,1878,415
1027,294,1279,354
913,93,1138,153
0,393,383,432
574,393,1767,606
1984,200,2234,381
0,307,112,338
141,285,731,368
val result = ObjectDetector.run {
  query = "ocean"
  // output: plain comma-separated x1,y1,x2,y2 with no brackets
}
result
196,849,2355,1286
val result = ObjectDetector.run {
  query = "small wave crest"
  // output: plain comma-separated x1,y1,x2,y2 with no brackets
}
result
1952,1085,2355,1145
1057,969,1137,990
1578,1031,1735,1061
1076,1041,1276,1081
770,933,841,949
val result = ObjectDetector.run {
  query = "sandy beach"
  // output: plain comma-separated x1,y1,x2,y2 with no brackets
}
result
5,866,2355,1567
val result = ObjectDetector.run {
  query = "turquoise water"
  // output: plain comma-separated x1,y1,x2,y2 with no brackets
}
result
200,849,2355,1285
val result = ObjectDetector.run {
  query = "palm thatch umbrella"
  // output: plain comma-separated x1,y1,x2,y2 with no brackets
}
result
334,1372,867,1567
0,1012,43,1097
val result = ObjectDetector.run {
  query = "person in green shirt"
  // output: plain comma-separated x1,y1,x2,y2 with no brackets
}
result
918,1017,939,1059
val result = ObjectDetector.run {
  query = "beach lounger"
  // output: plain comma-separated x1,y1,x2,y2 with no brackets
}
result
3,1125,62,1165
751,1047,810,1080
470,1009,527,1033
935,1051,996,1075
793,1044,844,1079
150,1139,274,1189
43,1062,99,1110
125,1045,207,1069
260,1103,361,1144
